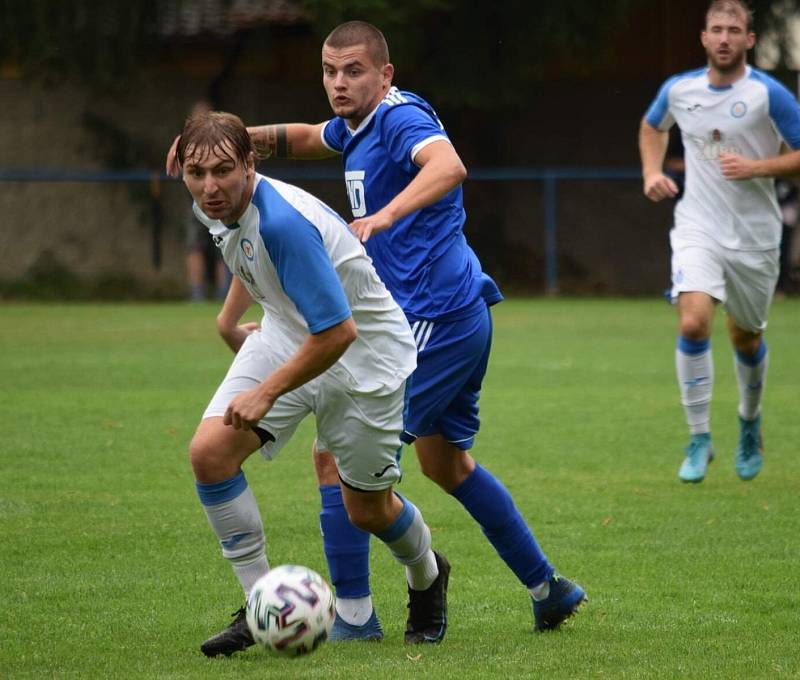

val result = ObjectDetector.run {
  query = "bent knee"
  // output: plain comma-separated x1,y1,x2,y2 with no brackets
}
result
189,420,253,483
344,493,397,534
418,461,451,489
417,451,475,493
346,507,384,534
679,314,710,341
732,331,763,356
189,435,219,480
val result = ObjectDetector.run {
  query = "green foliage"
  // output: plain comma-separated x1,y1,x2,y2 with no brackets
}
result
301,0,637,107
0,0,161,92
301,0,453,31
3,0,798,100
2,299,799,678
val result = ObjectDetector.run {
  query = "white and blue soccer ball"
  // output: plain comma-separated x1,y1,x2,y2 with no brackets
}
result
246,565,336,657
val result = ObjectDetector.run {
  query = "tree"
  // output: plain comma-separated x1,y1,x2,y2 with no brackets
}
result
1,0,796,102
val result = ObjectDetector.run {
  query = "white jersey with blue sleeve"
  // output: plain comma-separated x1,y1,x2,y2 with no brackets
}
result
321,86,502,322
193,174,416,395
645,66,800,250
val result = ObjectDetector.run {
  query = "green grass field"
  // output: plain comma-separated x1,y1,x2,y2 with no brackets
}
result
2,298,798,679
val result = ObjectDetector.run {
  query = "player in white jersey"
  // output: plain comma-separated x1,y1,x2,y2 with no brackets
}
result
182,20,585,641
639,0,800,483
176,110,449,657
167,21,586,643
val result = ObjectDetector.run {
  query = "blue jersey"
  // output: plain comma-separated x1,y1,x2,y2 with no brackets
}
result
322,87,502,322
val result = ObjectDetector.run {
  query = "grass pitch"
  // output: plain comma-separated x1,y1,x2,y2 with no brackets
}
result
1,298,798,679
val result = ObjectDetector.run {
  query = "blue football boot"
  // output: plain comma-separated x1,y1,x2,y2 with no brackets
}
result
735,415,763,481
678,433,714,483
329,609,384,642
532,574,588,631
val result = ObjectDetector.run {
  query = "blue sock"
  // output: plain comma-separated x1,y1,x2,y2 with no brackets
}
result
451,464,553,587
319,484,371,599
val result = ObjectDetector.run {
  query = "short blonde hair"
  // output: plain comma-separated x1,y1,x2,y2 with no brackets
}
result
706,0,754,32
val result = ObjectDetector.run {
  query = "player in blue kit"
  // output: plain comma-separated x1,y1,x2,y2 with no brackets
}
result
231,21,587,640
177,110,449,656
640,0,800,483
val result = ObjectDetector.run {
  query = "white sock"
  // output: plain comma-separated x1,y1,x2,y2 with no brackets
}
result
196,473,269,598
336,596,374,626
376,497,437,590
529,580,550,601
233,553,270,599
676,339,713,435
734,343,768,421
406,551,439,591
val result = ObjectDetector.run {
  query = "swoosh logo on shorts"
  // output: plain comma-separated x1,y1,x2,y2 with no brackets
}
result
373,463,398,478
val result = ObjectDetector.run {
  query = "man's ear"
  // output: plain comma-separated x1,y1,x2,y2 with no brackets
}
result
382,63,394,88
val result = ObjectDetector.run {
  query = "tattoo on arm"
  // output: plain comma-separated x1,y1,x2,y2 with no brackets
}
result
254,125,290,159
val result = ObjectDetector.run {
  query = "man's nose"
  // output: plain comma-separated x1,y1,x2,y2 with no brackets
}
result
203,176,218,194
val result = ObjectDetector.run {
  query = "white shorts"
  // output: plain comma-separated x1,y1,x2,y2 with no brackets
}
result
669,228,779,332
203,332,405,491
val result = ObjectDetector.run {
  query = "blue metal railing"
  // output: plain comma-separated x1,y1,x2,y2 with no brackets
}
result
0,166,642,293
467,167,641,293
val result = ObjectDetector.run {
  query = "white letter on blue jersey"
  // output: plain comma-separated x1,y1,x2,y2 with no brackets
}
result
345,170,367,218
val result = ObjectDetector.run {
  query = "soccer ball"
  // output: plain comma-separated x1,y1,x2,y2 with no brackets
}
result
246,565,336,657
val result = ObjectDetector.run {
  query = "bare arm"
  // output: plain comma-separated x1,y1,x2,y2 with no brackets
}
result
720,147,800,180
247,123,337,160
165,122,336,176
216,277,259,353
223,317,358,430
639,118,679,202
349,140,467,242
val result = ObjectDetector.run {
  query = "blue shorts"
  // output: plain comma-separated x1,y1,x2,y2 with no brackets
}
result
401,305,492,450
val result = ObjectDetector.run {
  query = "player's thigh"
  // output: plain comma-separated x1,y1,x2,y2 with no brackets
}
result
405,308,492,443
670,233,726,303
723,248,779,333
315,379,406,492
203,332,312,460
